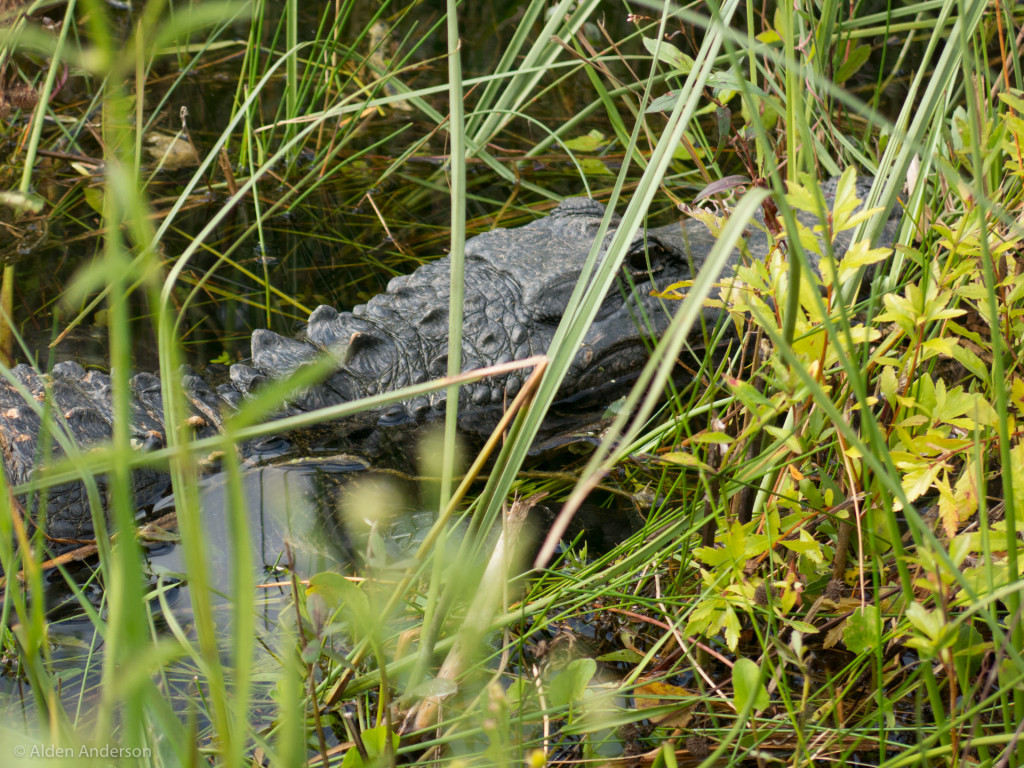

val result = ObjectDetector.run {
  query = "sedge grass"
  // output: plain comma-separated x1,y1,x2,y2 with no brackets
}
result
1,0,1023,765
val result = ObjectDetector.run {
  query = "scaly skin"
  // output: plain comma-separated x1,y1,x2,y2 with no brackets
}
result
0,176,897,543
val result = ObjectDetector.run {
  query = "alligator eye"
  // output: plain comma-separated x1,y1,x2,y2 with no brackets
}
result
627,244,669,275
626,247,651,272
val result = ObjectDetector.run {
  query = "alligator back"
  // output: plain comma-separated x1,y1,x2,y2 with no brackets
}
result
3,176,898,545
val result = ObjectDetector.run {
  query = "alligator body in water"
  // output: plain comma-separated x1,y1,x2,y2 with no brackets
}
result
1,175,897,543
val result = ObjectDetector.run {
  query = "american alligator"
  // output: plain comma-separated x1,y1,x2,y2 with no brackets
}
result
1,174,897,544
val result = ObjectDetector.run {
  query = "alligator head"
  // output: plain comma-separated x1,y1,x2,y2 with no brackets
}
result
227,196,705,432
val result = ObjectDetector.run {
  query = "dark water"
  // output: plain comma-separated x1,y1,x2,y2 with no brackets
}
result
9,0,641,373
0,459,435,724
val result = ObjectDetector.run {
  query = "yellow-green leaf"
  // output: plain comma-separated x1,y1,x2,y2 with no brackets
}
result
838,240,892,283
564,129,606,152
661,452,713,472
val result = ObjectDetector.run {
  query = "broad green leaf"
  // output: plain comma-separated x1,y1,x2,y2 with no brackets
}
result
307,573,373,644
997,89,1024,114
936,386,982,421
564,129,606,152
728,376,775,411
840,205,887,231
773,5,790,42
960,530,1015,552
786,620,818,635
596,649,645,663
785,178,823,214
798,479,824,510
920,337,959,359
650,279,693,299
947,395,997,429
835,44,872,84
723,606,741,651
764,425,804,455
1012,444,1024,521
732,657,769,713
877,293,916,334
643,36,694,73
341,725,400,768
645,90,681,114
726,521,748,561
694,546,731,567
1014,378,1024,411
832,167,861,231
844,605,881,654
906,602,944,644
548,658,597,708
949,533,973,567
936,475,961,539
580,157,613,176
84,187,105,216
879,365,898,403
